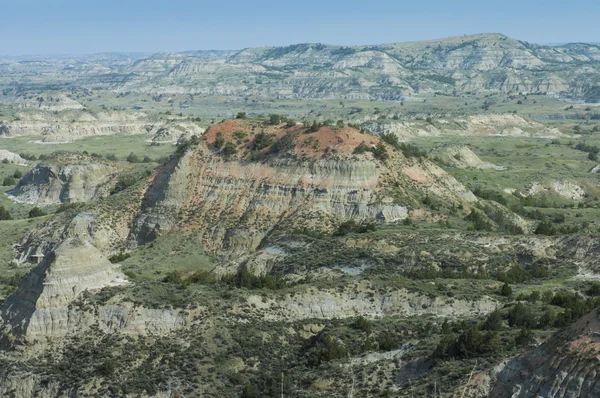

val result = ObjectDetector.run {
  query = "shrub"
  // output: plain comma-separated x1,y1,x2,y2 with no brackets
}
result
508,303,536,328
13,170,23,178
19,153,37,161
241,385,260,398
270,133,297,153
377,332,398,351
108,252,131,263
309,121,320,132
353,141,370,154
233,131,248,140
371,142,389,161
500,282,512,297
106,153,118,161
142,155,152,163
252,132,276,150
28,206,47,218
380,133,400,148
268,114,282,125
214,132,225,149
126,152,140,163
497,265,532,284
481,310,503,331
222,142,238,156
2,176,16,186
514,329,534,347
334,220,376,236
305,334,348,367
586,282,600,296
0,205,12,220
433,328,498,359
111,176,138,194
465,209,495,231
236,112,247,119
351,316,373,333
221,268,286,290
55,202,82,214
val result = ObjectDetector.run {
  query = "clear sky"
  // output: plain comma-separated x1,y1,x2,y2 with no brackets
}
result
1,0,599,55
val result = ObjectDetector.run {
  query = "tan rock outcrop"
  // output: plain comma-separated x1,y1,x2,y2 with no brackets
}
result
8,154,121,204
0,237,127,342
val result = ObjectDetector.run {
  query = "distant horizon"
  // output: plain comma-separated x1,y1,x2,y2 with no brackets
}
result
2,0,599,56
2,33,600,59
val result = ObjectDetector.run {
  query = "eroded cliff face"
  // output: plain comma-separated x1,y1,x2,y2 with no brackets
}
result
0,110,152,142
128,121,476,265
0,237,125,342
8,154,121,204
364,114,565,140
489,310,600,398
130,149,401,252
0,237,189,345
0,149,28,165
241,286,497,322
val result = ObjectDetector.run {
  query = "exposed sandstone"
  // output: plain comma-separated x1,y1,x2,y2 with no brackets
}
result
8,154,122,204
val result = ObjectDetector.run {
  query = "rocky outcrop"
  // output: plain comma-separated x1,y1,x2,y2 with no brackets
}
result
0,110,152,142
128,121,476,265
8,154,121,204
525,180,586,201
242,286,497,322
365,114,565,140
433,144,504,170
0,149,28,165
149,121,204,144
0,237,127,342
16,94,84,111
1,236,188,344
490,310,600,397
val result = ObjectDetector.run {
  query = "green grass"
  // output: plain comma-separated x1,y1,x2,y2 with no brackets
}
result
416,136,600,202
0,134,176,162
0,218,43,300
0,161,35,219
119,231,214,281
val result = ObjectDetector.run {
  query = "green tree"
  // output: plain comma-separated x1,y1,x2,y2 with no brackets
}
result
236,112,247,119
13,170,23,179
111,176,138,194
482,310,503,331
252,132,276,150
126,152,139,163
0,205,12,220
28,206,47,218
501,282,513,297
508,303,536,328
222,142,238,156
514,328,534,347
2,176,16,186
353,141,370,154
269,114,282,125
351,316,373,333
310,120,320,132
241,384,260,398
371,142,389,161
214,132,225,149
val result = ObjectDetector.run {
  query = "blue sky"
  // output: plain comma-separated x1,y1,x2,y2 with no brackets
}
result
1,0,599,55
